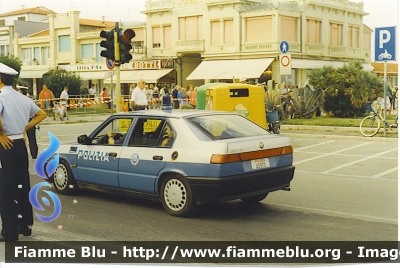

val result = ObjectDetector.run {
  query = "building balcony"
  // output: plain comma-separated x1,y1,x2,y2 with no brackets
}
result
132,46,146,54
305,44,325,55
176,40,204,53
22,59,50,66
144,0,173,11
241,42,275,52
328,45,346,57
241,41,301,53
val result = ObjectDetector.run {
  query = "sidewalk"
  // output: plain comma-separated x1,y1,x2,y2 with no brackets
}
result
40,112,111,125
40,111,398,141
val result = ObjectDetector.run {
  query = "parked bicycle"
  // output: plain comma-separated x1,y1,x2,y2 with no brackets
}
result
359,108,398,137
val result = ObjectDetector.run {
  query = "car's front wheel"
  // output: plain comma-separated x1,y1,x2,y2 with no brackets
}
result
53,159,78,194
161,175,197,217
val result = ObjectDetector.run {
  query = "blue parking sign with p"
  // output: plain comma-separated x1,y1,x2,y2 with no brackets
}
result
375,27,396,61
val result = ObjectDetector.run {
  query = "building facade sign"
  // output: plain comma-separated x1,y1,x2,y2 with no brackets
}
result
58,64,108,72
177,0,204,16
131,59,175,70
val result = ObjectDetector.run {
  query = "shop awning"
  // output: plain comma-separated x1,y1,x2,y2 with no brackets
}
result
79,71,112,80
186,58,274,80
291,59,374,72
104,69,174,83
19,69,50,78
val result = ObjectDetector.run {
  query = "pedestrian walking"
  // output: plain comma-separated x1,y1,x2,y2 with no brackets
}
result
130,79,148,111
89,84,96,100
172,85,179,109
38,84,54,115
0,62,47,241
59,86,69,120
190,86,197,109
101,87,111,109
391,85,397,110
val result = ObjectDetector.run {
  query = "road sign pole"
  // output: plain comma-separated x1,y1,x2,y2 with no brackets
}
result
110,73,114,116
383,61,387,137
114,22,121,113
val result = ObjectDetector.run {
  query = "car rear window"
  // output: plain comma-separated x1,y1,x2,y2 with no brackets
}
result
187,114,269,140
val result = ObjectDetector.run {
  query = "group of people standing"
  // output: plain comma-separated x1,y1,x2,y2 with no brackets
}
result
129,80,197,111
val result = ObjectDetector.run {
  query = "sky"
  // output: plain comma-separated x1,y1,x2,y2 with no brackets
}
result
0,0,398,28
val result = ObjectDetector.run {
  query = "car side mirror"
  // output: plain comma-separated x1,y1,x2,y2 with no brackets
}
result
78,134,89,144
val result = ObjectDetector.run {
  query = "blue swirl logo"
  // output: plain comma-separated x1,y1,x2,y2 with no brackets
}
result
29,182,62,222
34,132,60,180
30,132,62,222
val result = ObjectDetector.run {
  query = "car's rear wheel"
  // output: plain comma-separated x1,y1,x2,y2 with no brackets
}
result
241,193,268,203
53,159,78,194
161,175,197,217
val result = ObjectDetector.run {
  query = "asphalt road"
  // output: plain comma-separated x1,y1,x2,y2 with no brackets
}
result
26,123,400,238
0,121,397,261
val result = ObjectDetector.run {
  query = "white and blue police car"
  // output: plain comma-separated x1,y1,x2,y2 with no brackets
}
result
51,110,295,217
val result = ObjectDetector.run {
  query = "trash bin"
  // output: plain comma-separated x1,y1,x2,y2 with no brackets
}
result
266,110,279,123
365,102,372,113
204,83,267,129
196,83,221,110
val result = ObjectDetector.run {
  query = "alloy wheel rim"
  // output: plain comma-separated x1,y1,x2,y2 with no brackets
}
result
54,165,68,190
164,178,187,211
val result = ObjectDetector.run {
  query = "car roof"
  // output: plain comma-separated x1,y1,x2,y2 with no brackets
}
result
111,109,235,119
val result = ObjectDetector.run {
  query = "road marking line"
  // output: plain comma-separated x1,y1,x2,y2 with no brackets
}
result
296,151,397,159
295,140,335,151
274,204,397,224
295,169,397,181
322,148,398,174
371,166,399,178
294,142,371,165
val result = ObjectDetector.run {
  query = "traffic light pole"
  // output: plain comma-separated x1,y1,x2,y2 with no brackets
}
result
114,23,121,113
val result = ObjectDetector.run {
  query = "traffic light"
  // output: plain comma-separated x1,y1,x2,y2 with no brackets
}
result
99,30,115,60
117,28,135,64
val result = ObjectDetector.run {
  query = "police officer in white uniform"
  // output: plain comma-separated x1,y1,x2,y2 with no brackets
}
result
0,62,47,241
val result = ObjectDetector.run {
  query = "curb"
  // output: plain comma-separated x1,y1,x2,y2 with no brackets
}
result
282,125,397,141
282,132,398,142
282,125,361,132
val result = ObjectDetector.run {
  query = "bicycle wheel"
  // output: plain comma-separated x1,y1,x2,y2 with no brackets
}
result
360,115,380,137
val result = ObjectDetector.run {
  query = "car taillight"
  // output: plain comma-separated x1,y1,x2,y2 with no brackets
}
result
210,145,293,164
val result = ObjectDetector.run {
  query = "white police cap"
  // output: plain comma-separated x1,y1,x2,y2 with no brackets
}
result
0,62,18,75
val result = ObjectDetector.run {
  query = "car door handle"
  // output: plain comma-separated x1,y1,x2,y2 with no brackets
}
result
109,152,118,157
153,155,163,160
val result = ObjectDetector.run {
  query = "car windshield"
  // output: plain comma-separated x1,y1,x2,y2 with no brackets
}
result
187,114,269,140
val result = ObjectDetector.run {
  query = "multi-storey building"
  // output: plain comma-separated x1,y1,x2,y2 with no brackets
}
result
142,0,373,86
3,0,378,97
0,6,53,55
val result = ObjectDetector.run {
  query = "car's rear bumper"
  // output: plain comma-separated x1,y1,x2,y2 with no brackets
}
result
187,165,295,204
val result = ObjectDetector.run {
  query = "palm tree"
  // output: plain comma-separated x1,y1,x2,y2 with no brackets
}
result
308,61,382,117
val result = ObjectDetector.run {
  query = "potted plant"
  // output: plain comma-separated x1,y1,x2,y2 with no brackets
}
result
264,80,282,122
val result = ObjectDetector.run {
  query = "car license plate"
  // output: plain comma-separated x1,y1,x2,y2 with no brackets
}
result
251,158,270,169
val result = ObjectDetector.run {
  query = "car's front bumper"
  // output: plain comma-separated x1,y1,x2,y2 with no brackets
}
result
187,165,295,204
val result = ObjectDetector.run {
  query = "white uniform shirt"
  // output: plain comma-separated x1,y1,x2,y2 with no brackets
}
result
130,87,148,105
60,90,69,105
0,86,40,135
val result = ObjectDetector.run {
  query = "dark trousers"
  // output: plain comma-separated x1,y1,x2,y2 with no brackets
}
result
27,126,38,158
173,100,179,109
0,139,33,240
134,106,146,111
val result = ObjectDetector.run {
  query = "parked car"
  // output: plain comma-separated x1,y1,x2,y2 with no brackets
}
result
50,110,295,217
